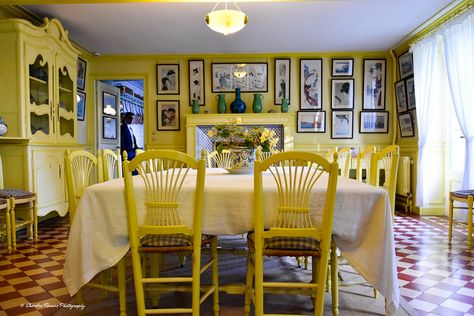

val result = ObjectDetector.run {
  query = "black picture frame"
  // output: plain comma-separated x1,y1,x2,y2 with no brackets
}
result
398,51,414,79
77,58,87,91
274,58,291,105
189,60,205,106
157,64,180,95
331,78,354,109
331,58,354,77
359,111,389,133
157,100,180,131
362,59,386,110
77,91,86,121
102,117,117,139
300,59,323,110
406,77,416,110
331,110,353,139
394,80,408,113
297,111,326,133
399,112,415,137
211,62,268,93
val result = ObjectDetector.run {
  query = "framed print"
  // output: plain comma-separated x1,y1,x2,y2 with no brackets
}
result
300,59,323,110
399,112,414,137
211,63,268,93
103,117,117,139
189,60,205,106
157,100,180,131
297,111,326,133
362,59,386,110
359,111,389,133
409,109,417,132
331,79,354,109
274,58,291,105
406,77,416,109
331,110,353,139
157,64,180,95
398,51,414,79
394,80,408,113
102,91,117,115
332,58,354,77
77,91,86,121
77,58,87,91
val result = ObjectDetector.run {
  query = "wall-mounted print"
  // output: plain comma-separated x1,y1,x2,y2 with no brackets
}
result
77,58,87,91
331,110,353,139
77,91,86,121
332,58,354,77
362,59,386,110
359,111,389,133
103,117,117,139
297,111,325,133
157,100,180,131
399,112,414,137
102,91,118,115
300,59,323,110
331,79,354,109
398,51,414,79
406,77,416,110
394,80,408,113
274,58,291,105
189,60,205,106
157,64,180,95
211,63,268,93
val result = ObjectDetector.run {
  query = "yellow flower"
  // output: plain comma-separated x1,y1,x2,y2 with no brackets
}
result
235,117,243,124
207,130,214,137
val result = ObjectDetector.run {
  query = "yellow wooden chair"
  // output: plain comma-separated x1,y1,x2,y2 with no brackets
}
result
369,145,400,218
123,149,219,316
0,198,9,248
356,146,376,182
102,148,123,181
65,149,127,316
449,190,474,247
206,149,232,168
328,147,351,178
244,151,339,316
0,155,37,253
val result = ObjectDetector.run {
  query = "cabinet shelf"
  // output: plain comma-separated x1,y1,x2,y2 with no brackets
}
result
29,76,48,85
59,86,72,93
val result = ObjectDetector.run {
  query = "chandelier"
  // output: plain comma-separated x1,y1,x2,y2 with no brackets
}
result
233,64,247,78
205,1,248,36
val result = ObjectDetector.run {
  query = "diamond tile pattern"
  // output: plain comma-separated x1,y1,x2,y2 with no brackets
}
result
1,213,474,315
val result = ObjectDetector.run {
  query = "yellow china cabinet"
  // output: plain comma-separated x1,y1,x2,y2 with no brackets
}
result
0,18,79,217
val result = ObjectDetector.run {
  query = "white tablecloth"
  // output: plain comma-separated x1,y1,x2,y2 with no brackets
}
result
63,168,399,314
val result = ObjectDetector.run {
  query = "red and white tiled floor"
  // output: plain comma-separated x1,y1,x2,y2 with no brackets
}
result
1,213,474,315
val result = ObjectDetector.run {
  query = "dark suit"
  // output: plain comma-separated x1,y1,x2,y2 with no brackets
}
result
121,122,137,161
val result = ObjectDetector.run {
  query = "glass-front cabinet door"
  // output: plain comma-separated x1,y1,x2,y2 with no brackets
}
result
27,51,54,142
56,54,76,143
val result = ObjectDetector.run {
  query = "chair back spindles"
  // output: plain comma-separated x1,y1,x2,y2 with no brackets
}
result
102,148,122,181
356,146,376,182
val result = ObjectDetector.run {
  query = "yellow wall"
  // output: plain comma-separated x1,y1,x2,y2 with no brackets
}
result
86,52,395,153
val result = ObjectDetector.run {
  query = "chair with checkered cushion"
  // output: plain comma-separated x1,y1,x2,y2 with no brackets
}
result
449,190,474,247
0,155,37,253
244,151,339,316
65,149,127,316
123,149,219,316
101,148,122,181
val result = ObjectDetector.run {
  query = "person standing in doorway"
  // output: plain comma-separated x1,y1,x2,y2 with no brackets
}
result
120,112,138,161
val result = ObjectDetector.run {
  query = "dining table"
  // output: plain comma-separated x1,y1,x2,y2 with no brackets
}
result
63,168,400,315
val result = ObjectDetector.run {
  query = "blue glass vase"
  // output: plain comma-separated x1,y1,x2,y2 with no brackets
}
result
230,88,246,113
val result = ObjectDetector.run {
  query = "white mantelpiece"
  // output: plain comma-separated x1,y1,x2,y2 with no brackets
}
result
185,113,295,159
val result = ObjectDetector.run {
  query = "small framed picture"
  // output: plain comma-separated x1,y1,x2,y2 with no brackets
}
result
102,91,118,115
297,111,326,133
157,64,180,95
103,117,117,139
331,110,353,139
394,80,408,113
332,58,354,77
398,51,414,79
157,100,180,131
211,63,268,93
331,79,354,109
406,77,416,109
362,59,386,110
300,59,323,110
274,58,291,105
77,58,87,91
189,60,205,106
399,112,414,137
409,109,417,134
359,111,389,133
77,91,86,121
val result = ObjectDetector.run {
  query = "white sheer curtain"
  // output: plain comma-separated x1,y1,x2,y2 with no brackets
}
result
441,9,474,190
411,36,441,207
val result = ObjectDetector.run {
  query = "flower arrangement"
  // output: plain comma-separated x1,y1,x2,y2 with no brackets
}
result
207,117,279,153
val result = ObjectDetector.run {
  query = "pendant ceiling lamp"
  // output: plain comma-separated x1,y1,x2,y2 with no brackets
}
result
205,1,248,36
233,64,247,78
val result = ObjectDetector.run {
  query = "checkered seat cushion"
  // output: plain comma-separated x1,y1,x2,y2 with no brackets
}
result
247,232,321,251
452,190,474,198
140,233,214,248
0,188,35,199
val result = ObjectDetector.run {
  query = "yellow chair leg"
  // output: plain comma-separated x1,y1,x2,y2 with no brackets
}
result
33,197,38,240
6,200,11,254
117,257,127,316
468,196,473,248
9,198,16,251
149,254,161,308
211,238,220,316
331,241,339,316
191,249,201,316
449,193,454,242
244,248,254,316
